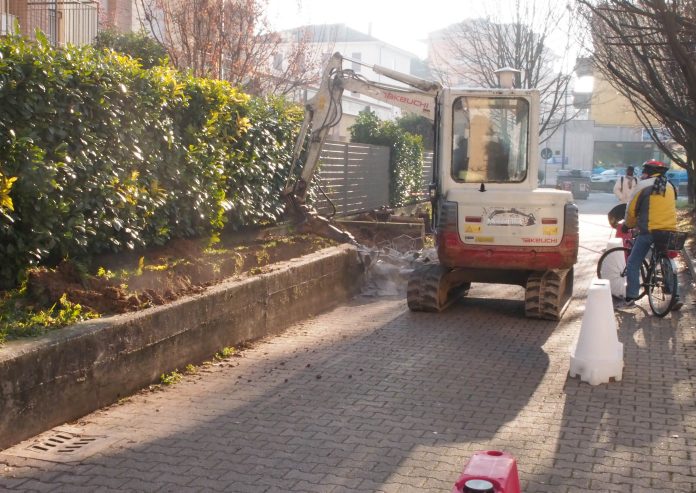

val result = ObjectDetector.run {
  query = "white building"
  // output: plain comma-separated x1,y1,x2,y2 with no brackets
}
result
274,23,423,141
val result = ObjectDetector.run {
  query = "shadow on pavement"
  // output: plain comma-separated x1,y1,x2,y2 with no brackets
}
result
551,293,696,491
0,293,558,491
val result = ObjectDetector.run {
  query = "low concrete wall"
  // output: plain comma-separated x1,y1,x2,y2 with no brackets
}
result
0,245,363,450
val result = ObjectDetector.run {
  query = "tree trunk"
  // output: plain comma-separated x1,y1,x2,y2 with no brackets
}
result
687,150,695,206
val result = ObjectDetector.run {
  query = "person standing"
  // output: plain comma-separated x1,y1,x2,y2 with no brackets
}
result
616,160,683,311
613,165,639,203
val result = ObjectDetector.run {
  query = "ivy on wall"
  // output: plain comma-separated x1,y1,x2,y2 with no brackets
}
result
349,109,425,207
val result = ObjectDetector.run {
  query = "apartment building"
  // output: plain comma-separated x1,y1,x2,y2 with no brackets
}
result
98,0,141,32
0,0,98,46
541,57,668,177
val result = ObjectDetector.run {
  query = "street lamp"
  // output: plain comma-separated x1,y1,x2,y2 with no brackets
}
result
561,90,568,170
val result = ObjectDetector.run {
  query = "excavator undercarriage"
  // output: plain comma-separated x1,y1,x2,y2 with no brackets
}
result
407,264,574,320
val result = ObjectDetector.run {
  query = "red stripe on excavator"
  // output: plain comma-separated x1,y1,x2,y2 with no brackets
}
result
437,231,578,270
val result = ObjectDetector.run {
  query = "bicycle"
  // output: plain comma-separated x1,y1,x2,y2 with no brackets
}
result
597,229,686,317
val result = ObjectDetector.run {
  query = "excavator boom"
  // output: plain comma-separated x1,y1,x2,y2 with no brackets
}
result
283,52,439,207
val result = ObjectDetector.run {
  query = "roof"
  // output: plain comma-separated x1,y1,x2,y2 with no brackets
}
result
280,23,378,43
279,23,420,59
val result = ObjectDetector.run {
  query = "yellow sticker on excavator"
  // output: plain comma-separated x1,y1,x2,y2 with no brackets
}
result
543,226,558,235
465,224,481,233
475,236,494,243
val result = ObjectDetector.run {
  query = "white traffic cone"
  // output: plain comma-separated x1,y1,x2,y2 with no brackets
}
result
569,278,623,385
601,237,627,298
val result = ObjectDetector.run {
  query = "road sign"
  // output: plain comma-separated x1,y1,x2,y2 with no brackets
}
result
541,147,553,160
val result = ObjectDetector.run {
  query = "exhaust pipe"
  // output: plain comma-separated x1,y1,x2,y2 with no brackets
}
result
494,67,521,89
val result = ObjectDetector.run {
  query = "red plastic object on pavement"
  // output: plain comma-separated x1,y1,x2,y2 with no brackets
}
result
451,450,520,493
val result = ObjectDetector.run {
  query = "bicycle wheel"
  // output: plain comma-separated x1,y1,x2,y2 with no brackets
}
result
647,254,678,317
596,247,648,299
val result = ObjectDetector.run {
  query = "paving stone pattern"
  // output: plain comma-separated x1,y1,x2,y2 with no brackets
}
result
1,210,695,492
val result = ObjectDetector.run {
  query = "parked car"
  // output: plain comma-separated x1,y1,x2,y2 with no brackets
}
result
590,168,626,192
556,169,591,200
666,169,687,185
666,169,688,196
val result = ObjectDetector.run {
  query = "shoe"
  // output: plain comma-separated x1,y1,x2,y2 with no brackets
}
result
615,298,636,310
672,297,684,311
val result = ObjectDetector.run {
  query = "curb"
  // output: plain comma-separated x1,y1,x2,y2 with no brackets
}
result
682,245,696,283
0,245,363,450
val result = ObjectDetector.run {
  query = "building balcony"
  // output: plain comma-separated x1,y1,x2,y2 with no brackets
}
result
1,0,98,47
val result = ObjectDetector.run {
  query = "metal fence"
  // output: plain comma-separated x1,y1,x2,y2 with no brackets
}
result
314,141,431,217
0,0,12,35
1,0,98,46
314,141,390,217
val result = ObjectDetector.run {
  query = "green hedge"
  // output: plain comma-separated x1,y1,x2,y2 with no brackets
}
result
349,109,424,207
0,34,302,287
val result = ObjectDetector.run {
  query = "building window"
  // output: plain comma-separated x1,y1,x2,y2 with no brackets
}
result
351,52,361,72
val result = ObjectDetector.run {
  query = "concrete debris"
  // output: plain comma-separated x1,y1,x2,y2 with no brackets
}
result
357,236,437,297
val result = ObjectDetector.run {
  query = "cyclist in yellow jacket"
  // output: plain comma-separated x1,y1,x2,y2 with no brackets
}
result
617,159,682,310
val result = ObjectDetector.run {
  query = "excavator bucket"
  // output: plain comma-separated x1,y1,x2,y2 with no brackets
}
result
293,211,356,245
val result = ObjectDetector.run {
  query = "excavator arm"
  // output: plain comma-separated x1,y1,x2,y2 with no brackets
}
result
283,52,440,211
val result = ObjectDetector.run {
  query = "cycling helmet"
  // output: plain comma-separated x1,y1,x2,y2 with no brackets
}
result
642,159,669,176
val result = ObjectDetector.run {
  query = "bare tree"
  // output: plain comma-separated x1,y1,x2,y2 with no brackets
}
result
577,0,696,202
430,0,583,142
136,0,321,96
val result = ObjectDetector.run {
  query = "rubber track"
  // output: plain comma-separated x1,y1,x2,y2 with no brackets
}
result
407,264,449,312
525,269,571,320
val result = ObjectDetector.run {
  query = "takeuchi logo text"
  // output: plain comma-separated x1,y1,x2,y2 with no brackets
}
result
521,237,558,244
382,91,431,111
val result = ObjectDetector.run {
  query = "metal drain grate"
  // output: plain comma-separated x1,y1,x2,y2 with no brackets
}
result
29,432,97,453
3,428,120,463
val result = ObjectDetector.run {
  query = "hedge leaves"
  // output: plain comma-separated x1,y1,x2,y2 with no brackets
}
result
0,35,301,287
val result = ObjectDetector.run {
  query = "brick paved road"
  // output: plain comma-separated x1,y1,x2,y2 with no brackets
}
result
2,197,695,492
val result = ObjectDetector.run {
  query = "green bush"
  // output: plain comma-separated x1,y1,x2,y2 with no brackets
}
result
349,110,425,207
226,97,303,228
0,34,301,287
94,29,168,69
396,113,434,150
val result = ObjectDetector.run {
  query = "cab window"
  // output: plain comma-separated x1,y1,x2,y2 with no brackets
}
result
451,96,529,183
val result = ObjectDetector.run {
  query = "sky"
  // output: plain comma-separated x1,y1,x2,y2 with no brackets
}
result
264,0,490,59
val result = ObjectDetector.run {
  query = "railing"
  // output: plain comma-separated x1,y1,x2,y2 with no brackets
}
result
0,0,14,36
1,0,98,47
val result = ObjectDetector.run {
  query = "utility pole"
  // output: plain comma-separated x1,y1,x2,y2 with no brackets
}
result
561,90,568,170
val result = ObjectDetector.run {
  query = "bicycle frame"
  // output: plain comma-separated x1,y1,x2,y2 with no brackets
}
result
613,225,680,259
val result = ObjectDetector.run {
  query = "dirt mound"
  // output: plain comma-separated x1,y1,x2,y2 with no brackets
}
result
24,234,335,316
